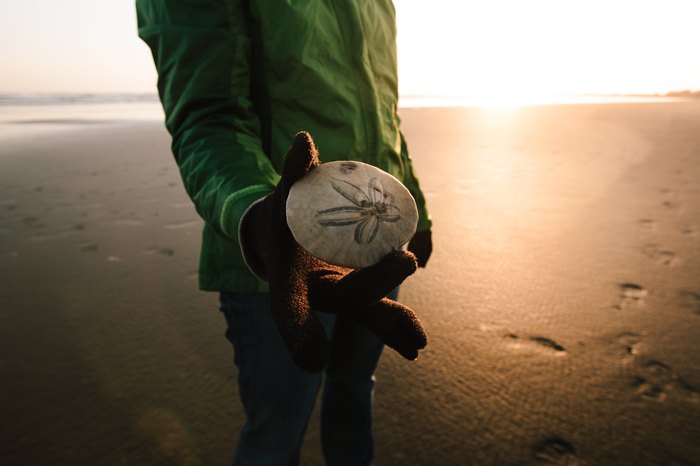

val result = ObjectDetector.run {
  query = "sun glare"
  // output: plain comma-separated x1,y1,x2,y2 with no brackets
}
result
395,0,700,106
0,0,697,96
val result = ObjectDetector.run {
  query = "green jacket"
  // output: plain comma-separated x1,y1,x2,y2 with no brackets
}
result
137,0,431,292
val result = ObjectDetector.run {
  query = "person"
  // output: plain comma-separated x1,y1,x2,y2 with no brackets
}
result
136,1,433,465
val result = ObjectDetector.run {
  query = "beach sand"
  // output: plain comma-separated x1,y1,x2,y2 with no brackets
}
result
1,102,699,465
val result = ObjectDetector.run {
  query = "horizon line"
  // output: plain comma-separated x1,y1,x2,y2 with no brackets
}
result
1,91,698,109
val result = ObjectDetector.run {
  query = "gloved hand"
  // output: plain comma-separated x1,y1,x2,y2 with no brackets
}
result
408,229,432,268
240,132,428,372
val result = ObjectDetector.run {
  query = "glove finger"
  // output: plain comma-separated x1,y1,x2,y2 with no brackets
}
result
280,131,320,191
352,298,428,361
268,247,330,372
309,250,417,310
268,286,330,372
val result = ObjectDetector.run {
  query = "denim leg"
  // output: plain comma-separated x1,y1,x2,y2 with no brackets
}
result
220,292,335,466
320,289,398,466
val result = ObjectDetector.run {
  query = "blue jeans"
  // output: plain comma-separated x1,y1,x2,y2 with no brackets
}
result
220,289,398,466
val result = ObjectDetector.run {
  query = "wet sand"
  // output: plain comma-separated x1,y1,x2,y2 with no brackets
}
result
1,102,699,465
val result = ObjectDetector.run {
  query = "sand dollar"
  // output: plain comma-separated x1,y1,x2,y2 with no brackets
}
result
286,161,419,268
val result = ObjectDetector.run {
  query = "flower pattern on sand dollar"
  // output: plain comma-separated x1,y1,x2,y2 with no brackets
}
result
315,177,401,245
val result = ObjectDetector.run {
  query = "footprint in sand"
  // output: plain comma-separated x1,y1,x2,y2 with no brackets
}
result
144,247,175,257
638,218,657,231
17,215,45,228
609,331,647,359
614,283,647,310
533,437,583,465
165,220,200,230
641,243,679,266
608,329,699,403
675,377,700,404
679,224,696,236
662,199,683,213
504,333,567,355
80,243,99,253
630,357,700,404
679,290,700,315
26,229,78,242
631,359,674,402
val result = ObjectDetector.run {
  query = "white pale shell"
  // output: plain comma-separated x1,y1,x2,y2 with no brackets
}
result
286,161,418,268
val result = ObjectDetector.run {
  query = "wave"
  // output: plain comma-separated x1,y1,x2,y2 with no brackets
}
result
0,93,159,106
1,92,688,109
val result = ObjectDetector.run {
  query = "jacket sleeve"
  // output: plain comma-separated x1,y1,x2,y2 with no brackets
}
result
136,0,279,243
399,133,432,232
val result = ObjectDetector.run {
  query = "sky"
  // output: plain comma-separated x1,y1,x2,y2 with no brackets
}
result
1,0,699,102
